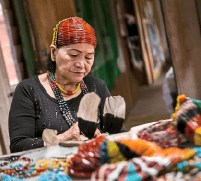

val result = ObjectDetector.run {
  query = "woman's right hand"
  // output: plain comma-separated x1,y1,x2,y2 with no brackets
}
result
57,122,81,141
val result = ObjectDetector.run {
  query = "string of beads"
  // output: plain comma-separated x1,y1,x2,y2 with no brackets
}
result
0,156,70,180
48,72,88,128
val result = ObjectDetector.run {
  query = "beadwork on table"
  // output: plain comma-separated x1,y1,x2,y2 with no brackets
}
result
0,156,71,181
2,135,201,180
67,135,197,180
3,94,201,180
0,156,34,180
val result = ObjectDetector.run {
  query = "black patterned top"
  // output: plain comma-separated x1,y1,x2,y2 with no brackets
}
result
9,75,110,153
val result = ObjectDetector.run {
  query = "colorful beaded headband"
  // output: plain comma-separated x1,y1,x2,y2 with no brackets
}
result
51,17,97,48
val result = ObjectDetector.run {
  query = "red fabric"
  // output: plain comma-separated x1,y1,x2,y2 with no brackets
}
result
68,136,106,178
137,120,182,148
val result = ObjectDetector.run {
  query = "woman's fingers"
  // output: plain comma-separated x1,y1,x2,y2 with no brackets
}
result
71,133,81,141
94,128,101,137
71,123,81,141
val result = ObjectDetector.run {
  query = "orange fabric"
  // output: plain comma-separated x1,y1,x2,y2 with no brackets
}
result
118,138,195,165
118,139,161,156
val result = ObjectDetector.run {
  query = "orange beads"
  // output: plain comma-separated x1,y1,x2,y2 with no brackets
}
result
52,17,97,48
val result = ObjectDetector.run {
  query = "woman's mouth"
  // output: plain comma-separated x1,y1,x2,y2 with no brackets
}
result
73,72,84,75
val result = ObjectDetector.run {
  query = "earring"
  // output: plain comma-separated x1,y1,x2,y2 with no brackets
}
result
52,58,55,62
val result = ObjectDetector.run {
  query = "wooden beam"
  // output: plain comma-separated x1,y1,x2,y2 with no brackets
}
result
195,0,201,27
0,43,11,154
153,0,170,62
0,126,7,155
138,0,155,80
132,0,153,84
161,0,201,99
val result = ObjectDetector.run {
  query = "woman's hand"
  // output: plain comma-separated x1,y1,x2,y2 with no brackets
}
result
57,122,81,141
94,128,101,138
69,122,81,141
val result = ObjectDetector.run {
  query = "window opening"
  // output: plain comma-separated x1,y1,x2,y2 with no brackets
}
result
0,3,19,89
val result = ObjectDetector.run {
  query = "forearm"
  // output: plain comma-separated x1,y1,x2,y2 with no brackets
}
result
10,137,44,153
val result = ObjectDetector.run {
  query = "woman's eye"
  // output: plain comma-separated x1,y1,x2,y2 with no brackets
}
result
70,54,78,57
85,57,92,60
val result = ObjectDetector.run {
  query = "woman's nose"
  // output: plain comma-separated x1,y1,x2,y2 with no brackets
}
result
74,61,84,68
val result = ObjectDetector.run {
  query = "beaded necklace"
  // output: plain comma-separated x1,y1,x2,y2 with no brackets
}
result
0,156,71,180
48,72,89,127
56,82,80,95
0,156,33,179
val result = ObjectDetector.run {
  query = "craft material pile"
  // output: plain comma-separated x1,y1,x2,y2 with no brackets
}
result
1,95,201,180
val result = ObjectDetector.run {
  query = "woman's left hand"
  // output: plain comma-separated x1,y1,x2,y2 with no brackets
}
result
94,128,101,137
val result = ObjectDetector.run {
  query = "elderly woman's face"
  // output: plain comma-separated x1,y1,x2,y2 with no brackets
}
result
51,43,95,83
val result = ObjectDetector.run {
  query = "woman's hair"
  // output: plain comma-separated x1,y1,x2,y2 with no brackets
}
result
47,46,62,73
46,53,56,73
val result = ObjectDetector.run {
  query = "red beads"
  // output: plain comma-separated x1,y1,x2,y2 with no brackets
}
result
52,17,97,48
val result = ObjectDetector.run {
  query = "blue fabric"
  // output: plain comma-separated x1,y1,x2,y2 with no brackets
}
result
189,98,201,114
36,172,72,181
125,161,142,181
1,174,26,181
99,141,110,165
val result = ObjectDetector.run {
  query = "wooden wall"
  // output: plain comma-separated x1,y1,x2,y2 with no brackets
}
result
161,0,201,99
23,0,77,72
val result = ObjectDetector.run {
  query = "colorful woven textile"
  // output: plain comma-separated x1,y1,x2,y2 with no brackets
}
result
173,95,201,146
137,95,201,147
1,135,200,181
137,119,185,148
91,156,171,181
68,135,195,179
157,147,201,181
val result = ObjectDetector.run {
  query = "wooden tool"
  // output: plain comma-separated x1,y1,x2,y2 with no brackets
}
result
59,140,85,147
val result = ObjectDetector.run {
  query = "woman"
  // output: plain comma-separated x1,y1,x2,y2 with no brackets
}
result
9,17,114,153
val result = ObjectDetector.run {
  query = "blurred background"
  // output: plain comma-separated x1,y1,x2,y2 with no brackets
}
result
0,0,201,155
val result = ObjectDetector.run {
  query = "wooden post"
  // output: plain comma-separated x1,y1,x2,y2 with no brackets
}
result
161,0,201,99
153,0,170,62
133,0,153,84
0,43,11,154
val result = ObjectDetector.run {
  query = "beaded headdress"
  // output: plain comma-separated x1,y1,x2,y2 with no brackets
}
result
51,17,97,48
